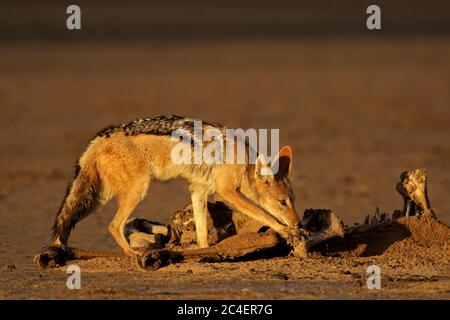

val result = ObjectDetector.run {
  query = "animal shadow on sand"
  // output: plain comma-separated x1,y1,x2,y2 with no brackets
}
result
311,222,411,257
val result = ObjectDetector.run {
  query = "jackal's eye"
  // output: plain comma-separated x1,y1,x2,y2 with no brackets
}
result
279,199,287,206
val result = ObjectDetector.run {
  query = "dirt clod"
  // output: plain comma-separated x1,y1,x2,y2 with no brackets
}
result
2,264,16,272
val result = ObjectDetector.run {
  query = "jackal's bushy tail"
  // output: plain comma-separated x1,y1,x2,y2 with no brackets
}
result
52,162,100,246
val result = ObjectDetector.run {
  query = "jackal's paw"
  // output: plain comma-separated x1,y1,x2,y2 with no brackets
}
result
34,245,69,268
135,248,183,271
291,238,309,259
278,226,307,249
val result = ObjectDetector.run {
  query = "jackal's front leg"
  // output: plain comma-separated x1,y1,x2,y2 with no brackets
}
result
216,188,304,248
189,186,210,248
217,188,285,233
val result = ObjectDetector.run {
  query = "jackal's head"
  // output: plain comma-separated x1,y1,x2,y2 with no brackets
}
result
243,146,300,227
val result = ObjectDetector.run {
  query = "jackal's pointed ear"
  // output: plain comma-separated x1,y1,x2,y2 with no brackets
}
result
255,153,273,180
272,146,292,179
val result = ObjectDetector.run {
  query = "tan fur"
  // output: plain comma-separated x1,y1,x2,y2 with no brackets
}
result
54,131,300,256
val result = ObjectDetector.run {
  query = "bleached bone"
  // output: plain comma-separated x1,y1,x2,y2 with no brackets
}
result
129,232,165,250
124,218,169,240
396,168,435,218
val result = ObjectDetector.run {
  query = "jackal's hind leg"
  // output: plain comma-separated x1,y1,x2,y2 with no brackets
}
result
109,194,145,256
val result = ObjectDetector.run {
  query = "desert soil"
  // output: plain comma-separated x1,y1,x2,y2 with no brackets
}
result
0,38,449,299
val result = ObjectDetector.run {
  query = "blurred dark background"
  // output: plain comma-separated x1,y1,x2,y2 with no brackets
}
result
0,0,449,42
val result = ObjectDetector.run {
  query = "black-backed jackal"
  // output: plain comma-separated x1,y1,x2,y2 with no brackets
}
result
52,115,301,255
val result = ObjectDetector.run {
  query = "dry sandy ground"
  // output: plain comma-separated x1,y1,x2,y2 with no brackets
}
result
0,38,449,299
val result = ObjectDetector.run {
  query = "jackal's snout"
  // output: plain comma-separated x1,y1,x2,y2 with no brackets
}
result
283,209,301,227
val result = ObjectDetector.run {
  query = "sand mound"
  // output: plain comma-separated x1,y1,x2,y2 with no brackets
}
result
314,216,450,264
396,216,450,248
380,217,450,263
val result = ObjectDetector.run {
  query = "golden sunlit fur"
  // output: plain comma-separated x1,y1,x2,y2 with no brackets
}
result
52,116,300,256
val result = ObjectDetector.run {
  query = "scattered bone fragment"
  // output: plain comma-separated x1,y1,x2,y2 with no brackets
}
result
124,218,168,239
129,232,165,250
364,215,369,225
364,207,391,226
396,168,435,218
34,245,71,268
